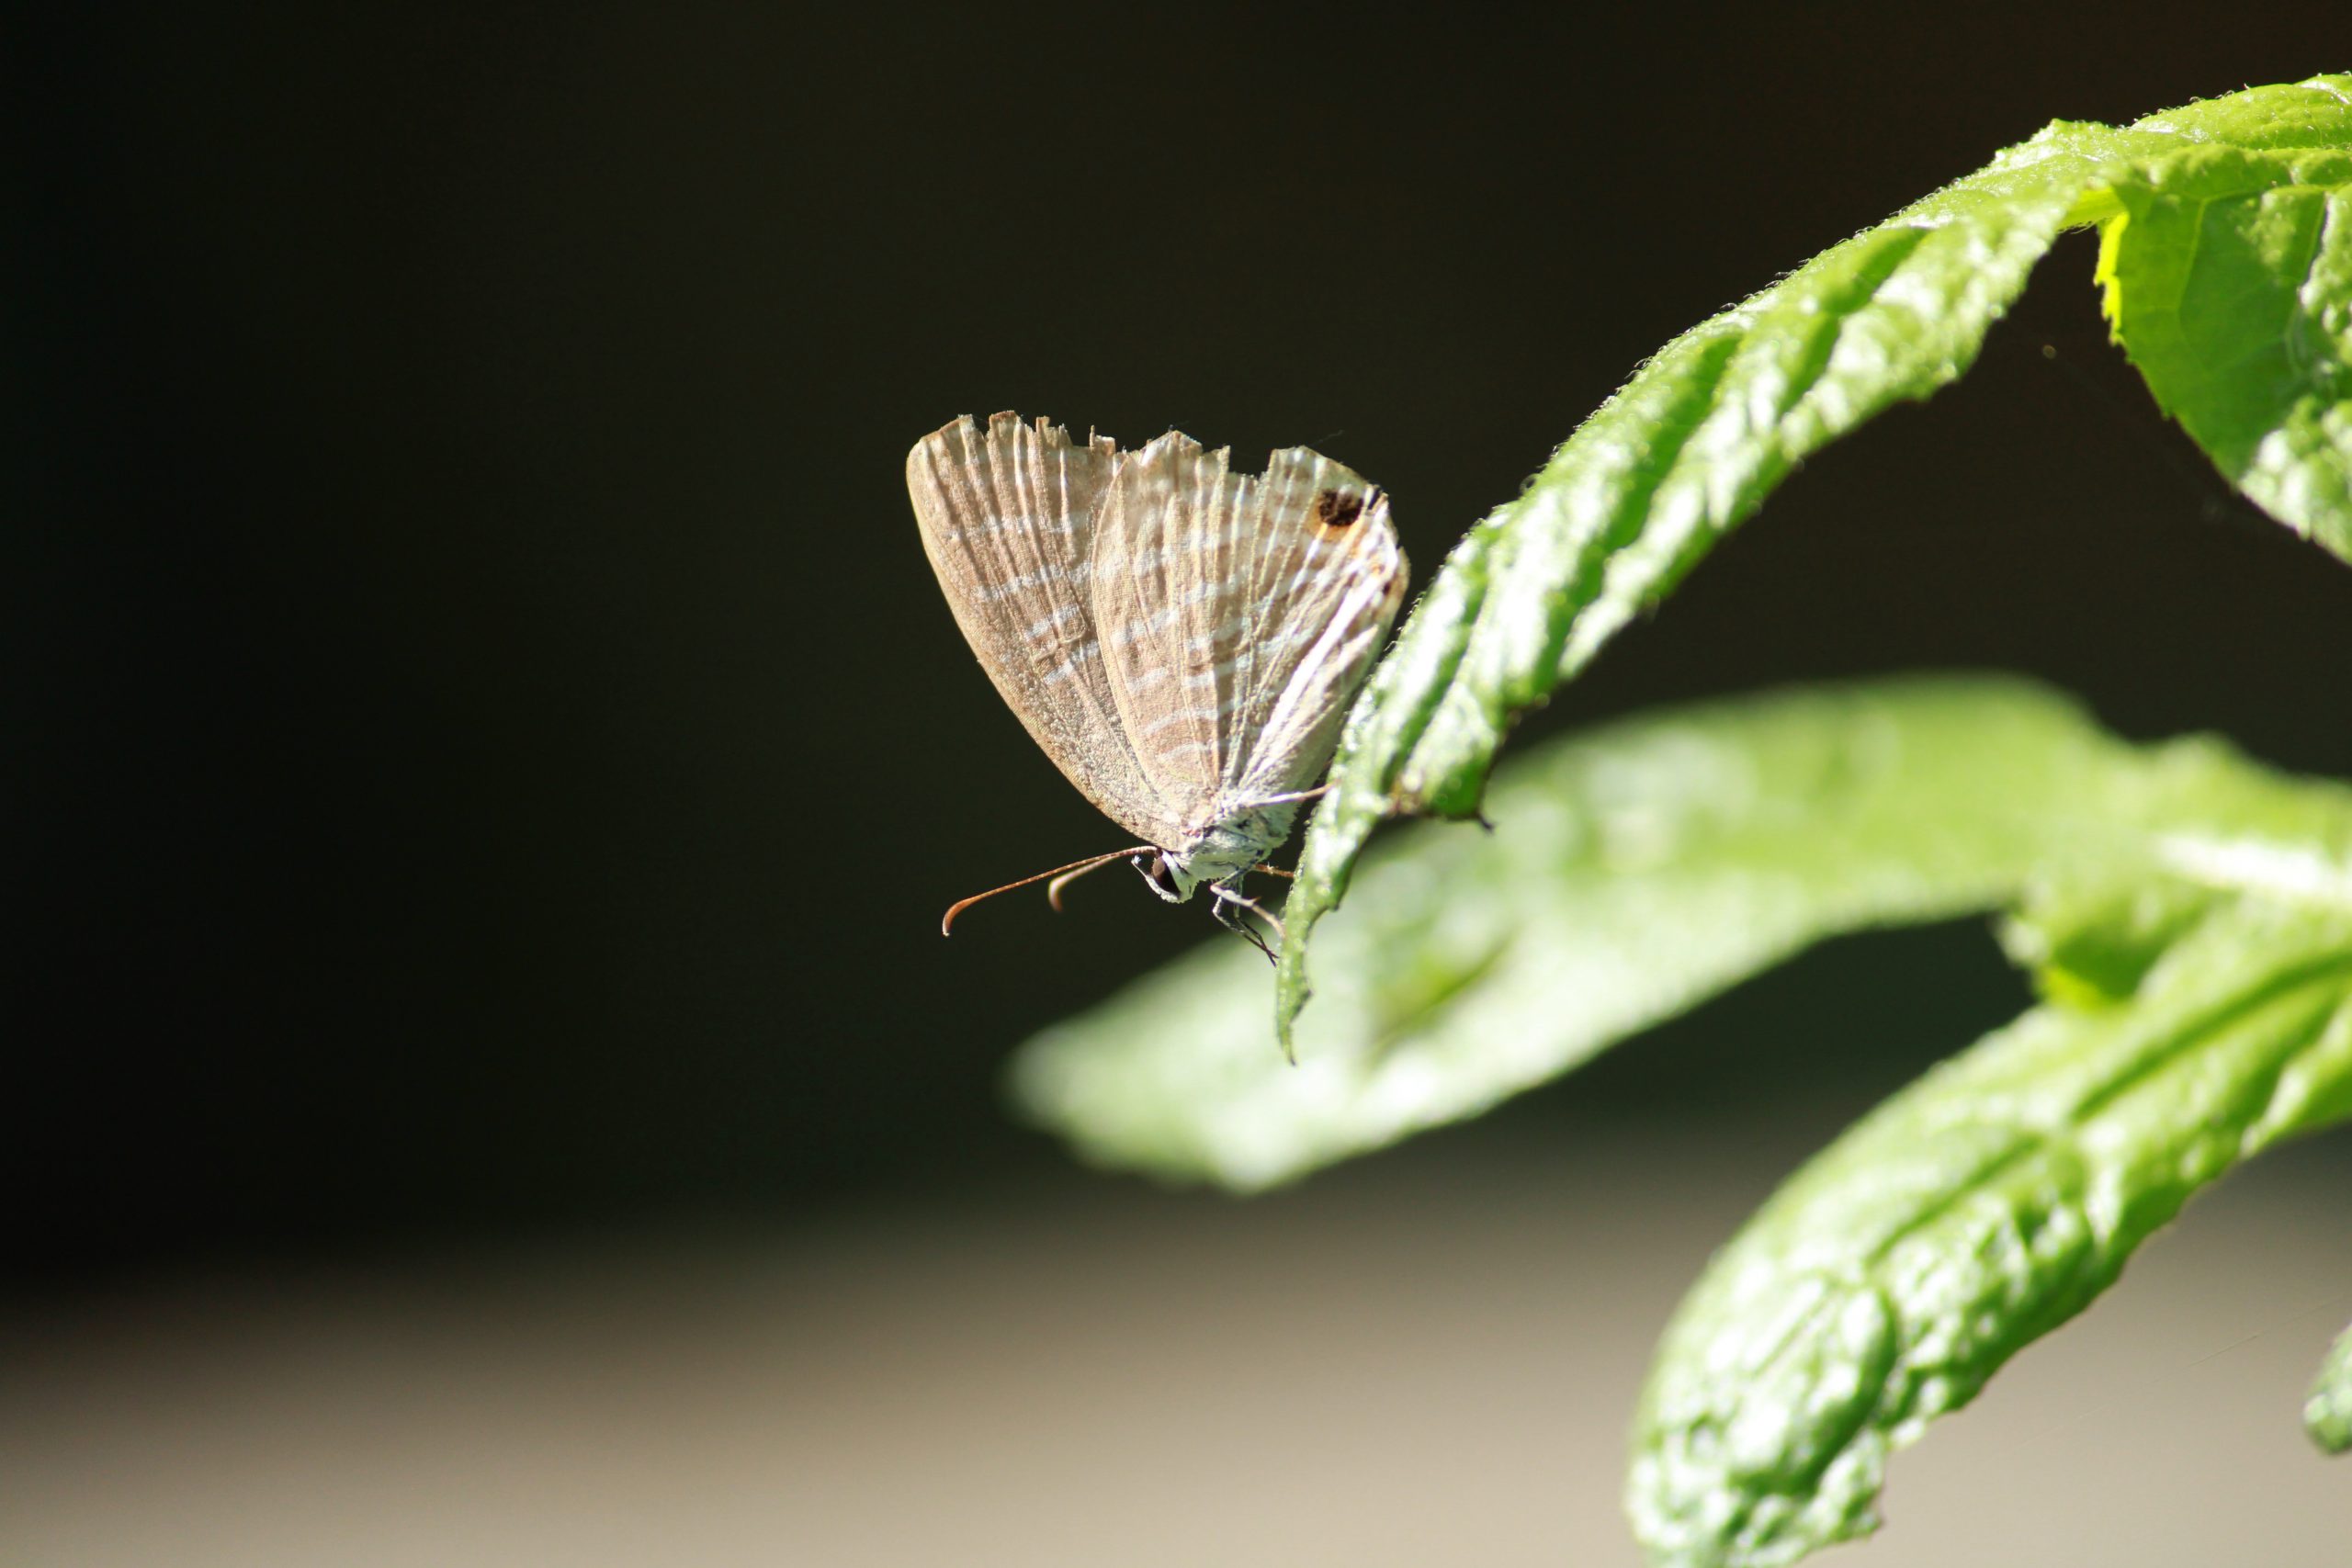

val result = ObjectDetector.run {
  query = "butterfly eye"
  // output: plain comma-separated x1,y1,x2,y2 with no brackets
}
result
1312,490,1366,531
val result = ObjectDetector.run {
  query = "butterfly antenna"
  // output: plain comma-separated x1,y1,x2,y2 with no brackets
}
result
1047,854,1127,911
941,846,1156,936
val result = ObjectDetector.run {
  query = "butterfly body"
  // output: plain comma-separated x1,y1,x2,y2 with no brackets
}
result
908,412,1407,924
1143,801,1302,903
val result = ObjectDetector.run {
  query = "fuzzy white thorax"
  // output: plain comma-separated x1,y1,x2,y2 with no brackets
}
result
1144,802,1300,902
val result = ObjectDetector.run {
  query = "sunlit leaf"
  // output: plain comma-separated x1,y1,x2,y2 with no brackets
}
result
1628,899,2352,1565
1277,76,2352,1051
2095,141,2352,557
1020,74,2352,1568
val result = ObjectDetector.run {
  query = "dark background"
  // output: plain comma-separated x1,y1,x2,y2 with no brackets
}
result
17,8,2352,1282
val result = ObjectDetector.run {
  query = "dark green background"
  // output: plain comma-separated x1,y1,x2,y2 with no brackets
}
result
17,7,2351,1278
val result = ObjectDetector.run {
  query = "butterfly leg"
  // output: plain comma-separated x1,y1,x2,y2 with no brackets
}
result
1237,784,1332,809
1211,894,1279,964
1210,883,1286,964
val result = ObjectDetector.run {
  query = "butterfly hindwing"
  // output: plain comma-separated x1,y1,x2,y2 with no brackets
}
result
1223,446,1408,804
1090,434,1408,829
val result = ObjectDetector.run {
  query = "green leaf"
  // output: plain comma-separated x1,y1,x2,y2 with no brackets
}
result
1627,898,2352,1567
1011,676,2352,1190
1019,670,2352,1561
2095,141,2352,558
1275,76,2352,1051
2312,1323,2352,1455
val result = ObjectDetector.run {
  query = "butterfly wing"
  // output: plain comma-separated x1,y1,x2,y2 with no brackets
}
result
907,412,1187,849
1089,434,1408,833
1222,446,1408,805
1087,432,1252,832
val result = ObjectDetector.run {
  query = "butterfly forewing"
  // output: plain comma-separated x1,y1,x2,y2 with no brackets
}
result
1090,434,1408,826
906,413,1185,848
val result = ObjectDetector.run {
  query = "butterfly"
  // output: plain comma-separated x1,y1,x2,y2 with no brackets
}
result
908,412,1408,947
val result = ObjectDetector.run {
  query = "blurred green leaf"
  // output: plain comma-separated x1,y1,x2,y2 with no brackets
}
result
1018,671,2352,1564
2312,1324,2352,1455
1277,75,2352,1051
1015,678,2103,1187
1628,899,2352,1566
1012,677,2352,1191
